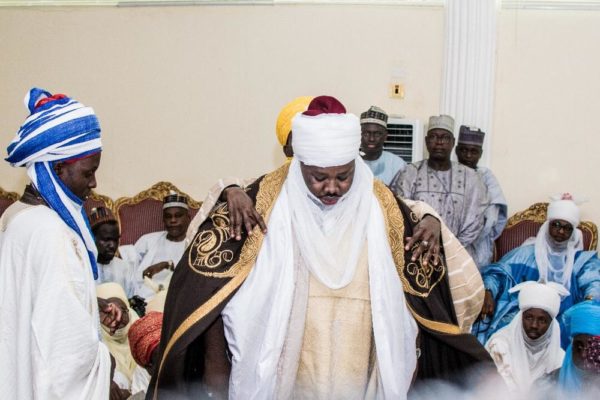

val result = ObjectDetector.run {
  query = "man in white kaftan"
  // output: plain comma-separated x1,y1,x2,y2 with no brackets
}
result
485,282,567,394
90,206,138,298
129,192,190,300
0,88,116,399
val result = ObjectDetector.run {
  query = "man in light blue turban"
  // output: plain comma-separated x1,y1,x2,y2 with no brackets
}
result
0,88,127,399
556,301,600,393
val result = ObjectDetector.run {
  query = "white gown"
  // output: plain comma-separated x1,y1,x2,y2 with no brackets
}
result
0,202,111,399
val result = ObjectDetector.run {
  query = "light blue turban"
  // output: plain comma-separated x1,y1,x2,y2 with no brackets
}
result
5,87,102,279
558,300,600,392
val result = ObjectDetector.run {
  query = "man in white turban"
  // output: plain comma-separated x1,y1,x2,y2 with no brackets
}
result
150,96,493,400
0,88,125,399
474,193,600,347
486,281,568,393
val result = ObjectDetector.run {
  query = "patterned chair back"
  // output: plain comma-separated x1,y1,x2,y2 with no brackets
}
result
0,187,19,217
494,202,598,262
83,191,114,219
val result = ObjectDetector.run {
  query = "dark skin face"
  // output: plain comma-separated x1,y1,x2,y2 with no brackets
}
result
283,132,294,158
163,206,191,241
522,308,552,340
425,128,454,171
94,223,120,264
572,333,592,371
360,123,388,161
53,152,101,200
455,143,483,169
548,219,574,243
300,160,355,206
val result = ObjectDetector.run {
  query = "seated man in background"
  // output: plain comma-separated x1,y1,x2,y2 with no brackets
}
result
475,194,600,346
486,281,567,394
359,105,406,185
132,191,191,300
90,206,137,298
455,125,507,268
390,114,489,263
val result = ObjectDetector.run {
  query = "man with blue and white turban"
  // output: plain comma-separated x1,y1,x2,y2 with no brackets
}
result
0,88,125,399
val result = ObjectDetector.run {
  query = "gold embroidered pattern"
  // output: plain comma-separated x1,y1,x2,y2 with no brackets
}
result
374,181,445,298
187,203,235,277
405,248,444,292
155,163,290,398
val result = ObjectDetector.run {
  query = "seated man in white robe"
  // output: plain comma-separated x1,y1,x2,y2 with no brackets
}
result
486,281,567,394
90,206,137,298
0,88,125,399
359,106,406,185
133,191,191,300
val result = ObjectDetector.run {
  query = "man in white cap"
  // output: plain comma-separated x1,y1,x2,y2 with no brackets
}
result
149,96,492,399
390,115,489,263
475,193,600,346
129,191,191,301
360,105,406,185
0,88,125,399
455,125,507,268
485,281,568,394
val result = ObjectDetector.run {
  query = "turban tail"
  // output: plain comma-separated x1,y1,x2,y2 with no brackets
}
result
558,301,600,391
5,87,102,278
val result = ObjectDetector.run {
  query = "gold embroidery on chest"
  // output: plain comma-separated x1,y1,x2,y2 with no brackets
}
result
188,203,234,277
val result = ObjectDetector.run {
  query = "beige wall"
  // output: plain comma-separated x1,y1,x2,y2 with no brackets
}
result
0,5,443,198
493,9,600,222
1,5,599,224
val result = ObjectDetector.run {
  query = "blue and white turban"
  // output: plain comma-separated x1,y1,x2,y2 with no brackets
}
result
5,87,102,279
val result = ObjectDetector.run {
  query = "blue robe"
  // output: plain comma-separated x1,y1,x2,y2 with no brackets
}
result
363,150,406,185
473,244,600,347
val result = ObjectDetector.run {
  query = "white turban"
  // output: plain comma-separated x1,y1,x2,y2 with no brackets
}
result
291,96,361,168
547,198,580,227
510,281,569,319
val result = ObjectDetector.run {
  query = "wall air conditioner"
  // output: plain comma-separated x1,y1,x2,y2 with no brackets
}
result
383,117,424,164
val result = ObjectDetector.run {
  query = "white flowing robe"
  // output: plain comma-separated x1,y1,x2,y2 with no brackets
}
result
97,256,137,298
0,202,111,400
129,231,185,300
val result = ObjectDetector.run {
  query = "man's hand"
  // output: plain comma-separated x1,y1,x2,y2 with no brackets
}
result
98,297,126,335
405,215,441,266
142,261,171,279
109,381,131,400
479,289,496,320
224,186,267,241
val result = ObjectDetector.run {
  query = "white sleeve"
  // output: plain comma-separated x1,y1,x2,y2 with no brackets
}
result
30,227,111,399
